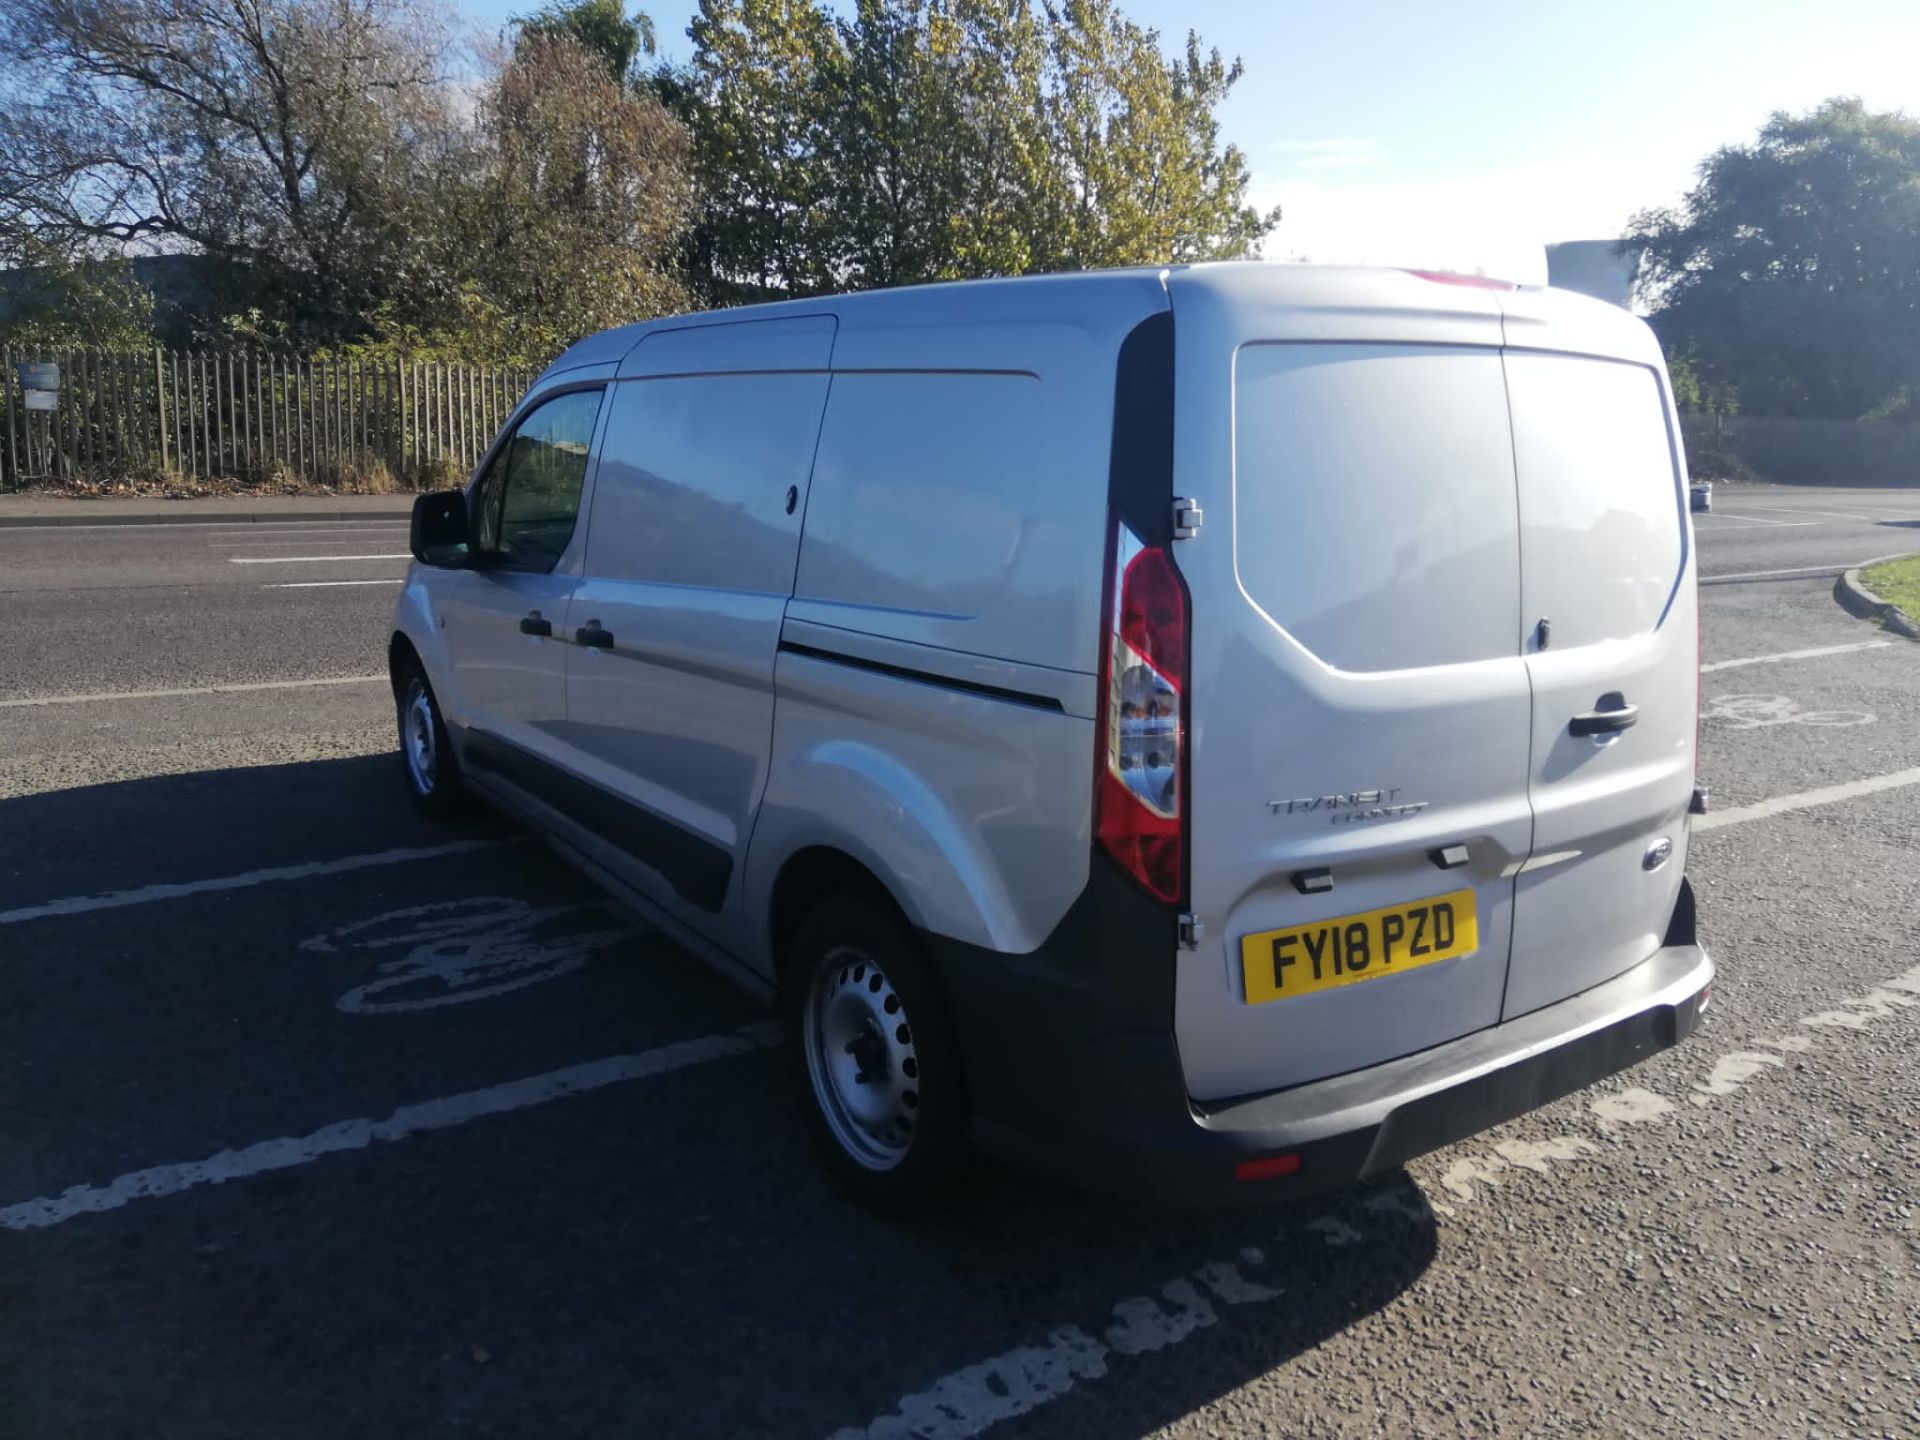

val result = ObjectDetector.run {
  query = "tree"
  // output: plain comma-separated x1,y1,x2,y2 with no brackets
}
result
1630,99,1920,420
442,34,693,360
1038,0,1273,269
0,236,156,348
666,0,843,301
663,0,1278,302
0,0,695,360
0,0,461,345
514,0,656,87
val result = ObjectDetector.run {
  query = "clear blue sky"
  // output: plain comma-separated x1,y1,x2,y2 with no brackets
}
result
462,0,1920,281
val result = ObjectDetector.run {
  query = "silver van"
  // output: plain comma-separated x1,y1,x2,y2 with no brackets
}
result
393,264,1712,1214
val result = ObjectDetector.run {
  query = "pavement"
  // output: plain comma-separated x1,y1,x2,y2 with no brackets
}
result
0,484,1916,1439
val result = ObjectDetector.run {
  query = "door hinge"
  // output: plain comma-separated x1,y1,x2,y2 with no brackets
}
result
1178,913,1204,949
1172,497,1203,539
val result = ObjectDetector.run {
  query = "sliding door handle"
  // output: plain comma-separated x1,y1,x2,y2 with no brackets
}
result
574,623,614,650
518,612,553,637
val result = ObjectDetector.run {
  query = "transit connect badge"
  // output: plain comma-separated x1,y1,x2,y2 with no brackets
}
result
1268,789,1430,825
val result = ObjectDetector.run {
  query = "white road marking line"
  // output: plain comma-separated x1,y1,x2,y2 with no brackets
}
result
1704,513,1822,529
0,839,502,928
1701,640,1892,671
0,674,386,709
0,1029,774,1231
1694,517,1822,531
831,1260,1295,1440
1693,765,1920,832
228,553,410,564
0,521,407,535
1700,564,1847,581
264,579,404,589
1735,504,1898,522
210,534,405,546
846,958,1920,1439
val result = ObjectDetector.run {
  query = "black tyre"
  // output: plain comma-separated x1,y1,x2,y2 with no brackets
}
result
395,659,466,820
787,893,970,1217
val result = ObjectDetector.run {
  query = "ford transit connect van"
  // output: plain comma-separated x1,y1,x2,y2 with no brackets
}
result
393,264,1712,1214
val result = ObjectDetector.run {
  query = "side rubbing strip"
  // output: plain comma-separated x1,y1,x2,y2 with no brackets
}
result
778,640,1067,714
463,731,732,912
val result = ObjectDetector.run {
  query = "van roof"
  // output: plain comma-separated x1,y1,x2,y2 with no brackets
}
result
536,261,1659,384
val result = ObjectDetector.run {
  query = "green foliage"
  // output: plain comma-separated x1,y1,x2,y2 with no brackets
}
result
1665,352,1739,417
0,239,156,349
665,0,1278,302
434,35,693,362
1,0,1278,355
1861,555,1920,618
0,0,692,364
666,0,844,300
1630,98,1920,421
515,0,657,86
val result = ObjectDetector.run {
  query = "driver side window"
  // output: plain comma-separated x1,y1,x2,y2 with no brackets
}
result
470,387,605,572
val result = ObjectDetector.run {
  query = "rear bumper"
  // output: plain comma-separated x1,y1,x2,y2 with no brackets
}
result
925,875,1711,1208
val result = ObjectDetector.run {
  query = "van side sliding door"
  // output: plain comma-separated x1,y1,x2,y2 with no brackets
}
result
557,317,836,941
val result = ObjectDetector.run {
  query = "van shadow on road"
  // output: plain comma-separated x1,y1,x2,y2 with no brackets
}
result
0,1063,1438,1440
0,751,508,913
0,749,1439,1439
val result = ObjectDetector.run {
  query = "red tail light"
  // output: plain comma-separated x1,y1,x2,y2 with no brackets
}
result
1095,517,1189,904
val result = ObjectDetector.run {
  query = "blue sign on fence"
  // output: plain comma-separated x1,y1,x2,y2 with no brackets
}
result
17,362,59,391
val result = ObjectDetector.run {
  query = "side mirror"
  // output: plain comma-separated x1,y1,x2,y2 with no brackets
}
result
410,490,470,567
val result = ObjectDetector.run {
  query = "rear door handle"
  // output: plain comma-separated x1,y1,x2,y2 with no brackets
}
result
1570,693,1638,737
574,623,614,649
519,612,552,637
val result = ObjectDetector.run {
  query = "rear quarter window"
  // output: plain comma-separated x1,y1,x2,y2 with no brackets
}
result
795,372,1065,618
1233,342,1521,673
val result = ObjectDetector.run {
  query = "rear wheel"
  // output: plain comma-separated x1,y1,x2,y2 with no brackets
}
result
787,894,969,1216
396,661,465,820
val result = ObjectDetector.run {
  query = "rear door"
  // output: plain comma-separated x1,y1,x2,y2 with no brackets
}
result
1502,345,1694,1018
1167,269,1535,1104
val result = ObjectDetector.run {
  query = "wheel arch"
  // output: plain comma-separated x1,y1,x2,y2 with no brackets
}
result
388,630,422,697
767,845,912,988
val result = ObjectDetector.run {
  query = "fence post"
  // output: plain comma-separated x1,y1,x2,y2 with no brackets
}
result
152,348,169,477
116,350,130,469
3,346,14,489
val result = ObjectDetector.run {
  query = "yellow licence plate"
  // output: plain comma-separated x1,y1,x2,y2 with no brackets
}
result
1240,889,1479,1005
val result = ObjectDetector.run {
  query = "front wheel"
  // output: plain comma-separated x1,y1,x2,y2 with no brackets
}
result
787,894,970,1217
396,661,465,820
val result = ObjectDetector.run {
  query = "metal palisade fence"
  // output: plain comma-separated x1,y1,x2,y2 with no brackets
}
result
1,347,539,491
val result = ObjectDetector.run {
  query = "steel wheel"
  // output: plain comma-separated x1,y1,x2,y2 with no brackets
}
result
395,659,464,819
804,945,922,1172
402,676,439,796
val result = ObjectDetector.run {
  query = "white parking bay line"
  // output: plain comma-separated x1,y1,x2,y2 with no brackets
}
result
265,579,404,589
0,1029,776,1231
0,839,502,928
1701,640,1892,672
229,553,410,564
1695,766,1920,832
0,674,387,709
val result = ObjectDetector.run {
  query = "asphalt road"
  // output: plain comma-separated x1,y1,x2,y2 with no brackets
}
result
0,486,1915,1439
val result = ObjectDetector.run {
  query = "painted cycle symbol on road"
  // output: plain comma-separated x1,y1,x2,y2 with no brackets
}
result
1703,692,1876,730
300,897,629,1014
